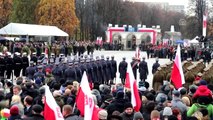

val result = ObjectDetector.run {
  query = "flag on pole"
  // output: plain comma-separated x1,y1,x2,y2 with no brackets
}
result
135,47,140,59
44,85,64,120
170,45,185,89
125,63,141,112
203,10,207,37
76,72,98,120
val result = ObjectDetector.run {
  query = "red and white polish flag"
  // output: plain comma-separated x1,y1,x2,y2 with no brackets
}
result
135,46,140,59
76,72,98,120
44,85,64,120
170,45,185,89
126,63,141,112
203,10,207,36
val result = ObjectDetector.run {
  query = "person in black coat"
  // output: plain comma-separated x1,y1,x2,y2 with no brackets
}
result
119,57,128,84
152,58,160,74
52,63,63,82
23,104,44,120
106,91,128,116
22,53,29,76
131,57,139,80
74,62,82,83
101,56,108,84
110,56,117,81
13,52,23,78
64,63,77,82
23,96,33,117
90,59,98,83
26,61,36,80
0,53,6,78
96,57,104,84
30,52,37,65
5,53,13,79
106,57,112,84
139,57,149,82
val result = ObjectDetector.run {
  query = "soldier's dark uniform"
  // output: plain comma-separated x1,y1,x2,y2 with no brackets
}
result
52,63,63,82
5,54,13,79
110,56,117,80
139,58,149,82
0,55,6,78
26,61,36,80
101,56,108,84
152,59,160,74
152,67,164,91
131,58,138,79
13,53,23,77
22,54,29,76
64,63,77,82
96,57,104,84
91,59,98,83
118,57,128,84
86,59,94,83
30,53,37,65
74,62,82,83
60,62,68,79
106,57,112,84
33,66,45,85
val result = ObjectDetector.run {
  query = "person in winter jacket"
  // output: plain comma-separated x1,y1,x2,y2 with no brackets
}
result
62,105,82,120
171,90,187,114
120,102,134,120
187,86,213,118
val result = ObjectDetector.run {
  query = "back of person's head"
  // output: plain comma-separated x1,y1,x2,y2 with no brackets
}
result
146,101,156,113
145,92,155,101
186,116,198,120
24,96,33,105
168,115,178,120
150,110,160,120
10,105,19,116
63,105,72,115
11,95,21,103
53,83,61,90
32,104,43,114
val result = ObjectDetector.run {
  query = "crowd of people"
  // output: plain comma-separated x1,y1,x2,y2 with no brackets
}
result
0,42,213,120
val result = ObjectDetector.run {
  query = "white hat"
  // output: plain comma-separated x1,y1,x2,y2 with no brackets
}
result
7,52,11,56
23,52,27,55
163,107,172,116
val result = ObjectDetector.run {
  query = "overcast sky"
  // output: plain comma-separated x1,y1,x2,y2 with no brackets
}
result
133,0,189,6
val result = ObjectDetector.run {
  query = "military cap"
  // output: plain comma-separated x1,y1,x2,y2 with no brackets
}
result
68,62,73,66
41,52,45,55
106,56,109,59
0,52,2,56
199,59,204,62
157,67,161,71
32,52,36,55
161,65,167,68
7,52,11,56
37,60,42,63
142,56,145,59
86,59,90,63
43,59,47,64
101,55,104,60
37,65,43,69
63,60,67,64
156,58,159,61
49,59,54,63
197,72,203,76
187,58,192,61
84,55,88,59
30,61,34,64
111,56,114,58
23,52,27,55
55,62,59,65
203,67,209,71
74,62,78,65
96,56,100,60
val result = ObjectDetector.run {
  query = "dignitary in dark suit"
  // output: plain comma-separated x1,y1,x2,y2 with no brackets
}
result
26,61,36,80
110,56,117,81
119,57,128,84
131,57,139,79
139,57,148,82
152,58,160,74
22,52,29,76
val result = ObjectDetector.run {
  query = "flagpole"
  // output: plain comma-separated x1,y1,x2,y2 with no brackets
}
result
72,103,76,114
